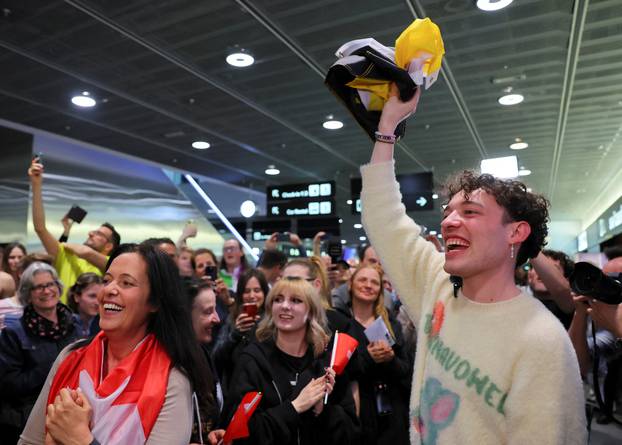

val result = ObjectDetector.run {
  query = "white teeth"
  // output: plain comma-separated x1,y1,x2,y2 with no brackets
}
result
103,303,123,312
446,238,469,247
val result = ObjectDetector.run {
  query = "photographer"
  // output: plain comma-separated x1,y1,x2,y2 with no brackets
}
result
568,258,622,378
568,257,622,424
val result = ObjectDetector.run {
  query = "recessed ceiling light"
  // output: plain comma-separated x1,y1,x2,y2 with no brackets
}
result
323,119,344,130
476,0,514,11
346,199,353,205
481,155,518,178
518,168,531,176
432,193,439,200
192,141,210,150
240,200,256,218
341,240,347,245
359,236,367,241
71,93,96,107
226,52,254,67
338,218,343,224
265,165,280,175
498,93,524,106
353,223,362,229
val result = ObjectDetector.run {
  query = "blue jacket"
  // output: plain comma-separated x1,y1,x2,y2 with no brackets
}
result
0,314,81,429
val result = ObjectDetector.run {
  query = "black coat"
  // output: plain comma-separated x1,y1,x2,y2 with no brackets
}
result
338,307,413,445
224,339,359,445
0,314,81,431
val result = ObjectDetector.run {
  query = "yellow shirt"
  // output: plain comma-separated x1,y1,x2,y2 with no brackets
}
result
54,244,103,304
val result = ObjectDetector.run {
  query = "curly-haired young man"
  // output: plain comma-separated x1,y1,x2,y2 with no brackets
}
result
360,86,586,444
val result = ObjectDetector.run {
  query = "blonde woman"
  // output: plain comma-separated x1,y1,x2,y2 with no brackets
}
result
345,264,412,445
220,278,359,445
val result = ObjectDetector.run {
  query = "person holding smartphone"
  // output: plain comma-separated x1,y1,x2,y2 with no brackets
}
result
27,159,120,303
211,269,269,393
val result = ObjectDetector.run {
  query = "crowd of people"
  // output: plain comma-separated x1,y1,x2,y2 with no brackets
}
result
0,88,621,445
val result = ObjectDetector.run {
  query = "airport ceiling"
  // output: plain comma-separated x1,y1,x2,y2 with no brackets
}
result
1,0,621,239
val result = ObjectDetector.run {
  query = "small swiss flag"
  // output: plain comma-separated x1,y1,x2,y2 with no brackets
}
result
223,391,262,443
329,331,359,375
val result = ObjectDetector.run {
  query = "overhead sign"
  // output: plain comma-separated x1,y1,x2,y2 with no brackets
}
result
268,199,335,217
267,181,335,202
350,173,434,214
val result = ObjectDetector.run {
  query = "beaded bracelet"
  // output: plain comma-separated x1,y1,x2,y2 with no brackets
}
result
374,131,397,144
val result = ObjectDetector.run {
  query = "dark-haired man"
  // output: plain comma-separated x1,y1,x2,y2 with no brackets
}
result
525,249,575,328
256,249,287,287
28,161,120,303
361,87,585,444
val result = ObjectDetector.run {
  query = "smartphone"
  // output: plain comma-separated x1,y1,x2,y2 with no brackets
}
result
32,152,43,165
204,265,218,281
242,303,258,318
66,205,88,224
326,237,343,264
276,232,290,242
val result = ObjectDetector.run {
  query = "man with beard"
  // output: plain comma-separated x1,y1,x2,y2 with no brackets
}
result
28,161,120,303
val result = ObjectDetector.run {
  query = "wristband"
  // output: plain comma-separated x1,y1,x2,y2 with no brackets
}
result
374,131,397,144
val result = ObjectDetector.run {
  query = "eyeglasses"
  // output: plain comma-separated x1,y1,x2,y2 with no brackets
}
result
31,281,59,293
223,246,240,253
282,276,315,283
90,230,112,242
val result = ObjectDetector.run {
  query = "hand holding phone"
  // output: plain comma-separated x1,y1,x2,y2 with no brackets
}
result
204,266,218,281
242,303,258,318
276,232,290,242
66,205,88,224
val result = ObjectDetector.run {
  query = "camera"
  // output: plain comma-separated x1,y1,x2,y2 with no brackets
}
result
569,262,622,305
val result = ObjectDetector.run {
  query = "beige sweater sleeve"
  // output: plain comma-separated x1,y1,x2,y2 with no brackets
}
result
19,347,192,445
360,160,449,324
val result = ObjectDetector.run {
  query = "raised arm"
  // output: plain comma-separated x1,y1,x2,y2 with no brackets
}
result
28,162,59,259
530,253,574,313
370,85,421,164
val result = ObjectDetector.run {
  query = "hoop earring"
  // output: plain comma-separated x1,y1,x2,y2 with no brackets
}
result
510,244,515,259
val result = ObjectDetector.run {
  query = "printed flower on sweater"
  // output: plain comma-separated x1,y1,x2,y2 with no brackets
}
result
412,377,459,445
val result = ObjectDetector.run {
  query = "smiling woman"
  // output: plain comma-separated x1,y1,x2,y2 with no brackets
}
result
220,279,359,445
18,243,217,445
0,262,81,444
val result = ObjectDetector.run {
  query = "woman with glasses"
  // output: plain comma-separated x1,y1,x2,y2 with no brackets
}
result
218,278,358,445
0,262,80,443
212,269,269,392
219,239,248,291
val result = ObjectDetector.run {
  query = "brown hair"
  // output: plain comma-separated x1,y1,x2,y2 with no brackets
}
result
444,170,549,266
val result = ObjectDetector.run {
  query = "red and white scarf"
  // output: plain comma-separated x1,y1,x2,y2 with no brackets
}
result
48,331,171,444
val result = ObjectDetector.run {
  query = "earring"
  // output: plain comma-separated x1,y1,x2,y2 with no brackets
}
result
510,244,515,259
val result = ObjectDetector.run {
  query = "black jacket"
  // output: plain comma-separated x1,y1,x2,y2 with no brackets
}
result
337,307,413,445
224,339,359,445
0,314,81,430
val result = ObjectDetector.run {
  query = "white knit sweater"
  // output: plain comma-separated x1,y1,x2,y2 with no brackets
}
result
361,160,586,445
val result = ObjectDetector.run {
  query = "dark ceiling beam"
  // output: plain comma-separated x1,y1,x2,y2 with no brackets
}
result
404,0,488,160
547,0,590,200
63,0,359,169
0,87,264,181
0,40,321,182
235,0,430,171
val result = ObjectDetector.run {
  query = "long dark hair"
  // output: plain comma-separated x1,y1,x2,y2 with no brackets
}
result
231,268,269,320
218,239,248,273
67,273,102,314
2,242,27,282
75,243,216,418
